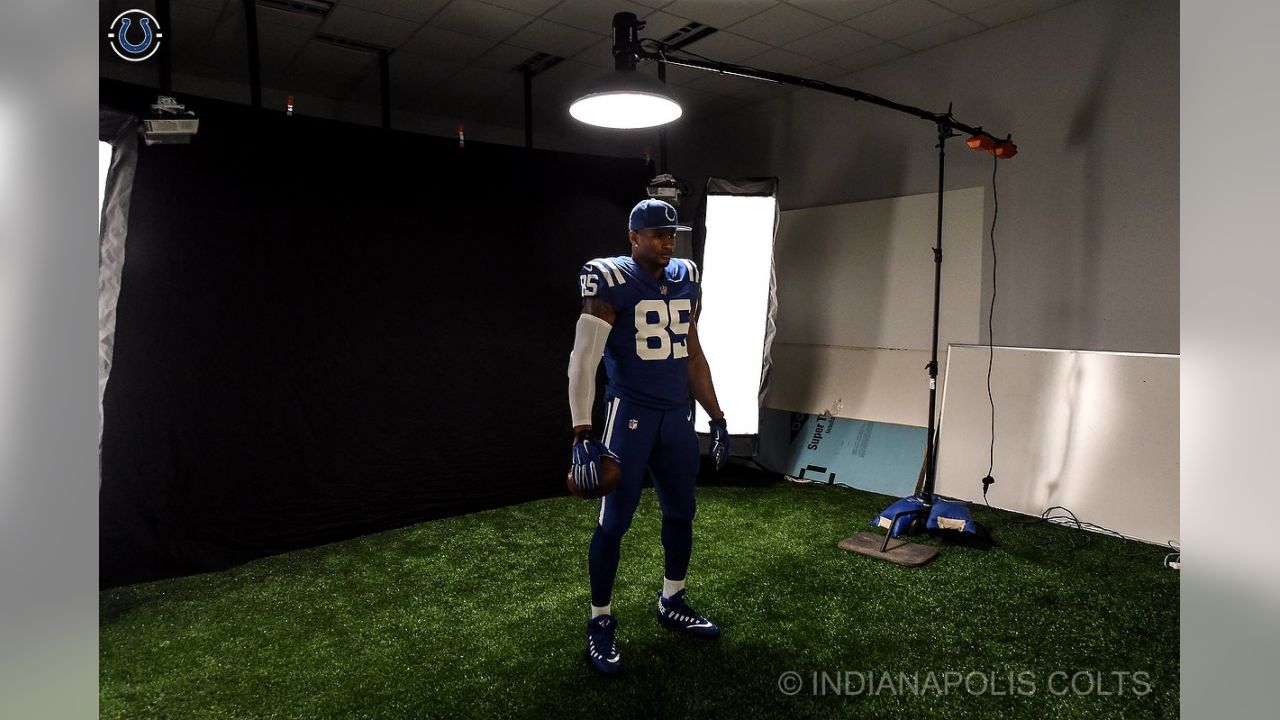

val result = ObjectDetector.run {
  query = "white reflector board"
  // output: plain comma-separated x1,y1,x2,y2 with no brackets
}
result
695,194,778,435
937,344,1179,544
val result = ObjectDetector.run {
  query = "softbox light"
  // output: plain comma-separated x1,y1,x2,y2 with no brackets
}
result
694,178,779,441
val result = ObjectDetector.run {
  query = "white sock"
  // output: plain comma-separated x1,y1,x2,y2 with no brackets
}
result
663,577,685,600
591,604,611,618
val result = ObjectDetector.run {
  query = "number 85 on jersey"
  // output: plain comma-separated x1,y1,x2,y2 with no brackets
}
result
635,298,691,361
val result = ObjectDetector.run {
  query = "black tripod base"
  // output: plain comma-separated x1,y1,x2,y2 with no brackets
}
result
838,531,940,567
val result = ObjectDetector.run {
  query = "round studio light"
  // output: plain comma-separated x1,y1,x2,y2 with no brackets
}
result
569,70,683,129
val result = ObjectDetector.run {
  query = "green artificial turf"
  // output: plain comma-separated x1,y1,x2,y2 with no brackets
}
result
101,482,1179,719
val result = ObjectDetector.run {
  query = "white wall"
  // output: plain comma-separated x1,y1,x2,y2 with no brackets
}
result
671,0,1178,355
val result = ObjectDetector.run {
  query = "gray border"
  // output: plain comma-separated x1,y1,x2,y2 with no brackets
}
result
1182,2,1280,719
0,1,100,717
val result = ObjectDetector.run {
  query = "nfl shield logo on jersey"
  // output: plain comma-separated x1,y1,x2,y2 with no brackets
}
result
628,419,639,430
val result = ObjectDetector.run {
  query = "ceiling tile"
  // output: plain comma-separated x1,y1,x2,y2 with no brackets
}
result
662,0,775,29
670,83,717,108
677,98,723,120
169,1,223,42
829,42,911,72
257,20,315,73
571,37,616,68
389,50,469,100
928,0,1007,13
202,7,252,80
783,0,896,23
784,22,880,62
341,0,450,24
968,0,1073,27
296,40,380,78
638,10,697,40
401,25,496,61
680,30,770,63
391,49,469,79
287,40,380,96
507,18,604,57
895,15,984,51
729,4,833,46
735,81,789,103
479,0,563,15
675,84,745,116
256,5,322,31
744,47,817,75
170,27,218,77
544,0,654,33
429,0,535,41
533,58,603,93
794,61,848,82
320,5,420,48
472,42,542,71
660,63,707,85
844,0,958,40
425,65,523,113
699,94,757,118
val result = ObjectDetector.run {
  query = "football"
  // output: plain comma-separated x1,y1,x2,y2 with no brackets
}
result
567,455,621,499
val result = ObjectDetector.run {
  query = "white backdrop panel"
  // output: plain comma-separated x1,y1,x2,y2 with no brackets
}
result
936,344,1179,544
763,345,939,428
766,188,984,424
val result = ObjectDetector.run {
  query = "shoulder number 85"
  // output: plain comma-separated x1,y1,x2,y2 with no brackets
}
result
635,299,691,361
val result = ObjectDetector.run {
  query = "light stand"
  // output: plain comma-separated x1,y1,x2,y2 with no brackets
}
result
584,12,1017,565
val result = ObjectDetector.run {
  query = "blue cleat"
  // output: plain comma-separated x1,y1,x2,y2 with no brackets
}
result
656,590,720,638
586,614,623,675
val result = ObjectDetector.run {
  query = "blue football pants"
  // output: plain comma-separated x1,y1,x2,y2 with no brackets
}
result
588,395,699,607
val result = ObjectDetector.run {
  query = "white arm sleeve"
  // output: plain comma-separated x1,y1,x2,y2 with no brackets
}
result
568,313,612,427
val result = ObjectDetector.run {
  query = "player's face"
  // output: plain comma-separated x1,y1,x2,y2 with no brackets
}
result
631,228,676,269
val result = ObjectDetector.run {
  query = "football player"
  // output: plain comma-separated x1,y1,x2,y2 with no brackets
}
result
566,198,731,675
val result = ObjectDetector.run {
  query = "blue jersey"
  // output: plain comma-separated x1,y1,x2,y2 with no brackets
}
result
579,256,702,409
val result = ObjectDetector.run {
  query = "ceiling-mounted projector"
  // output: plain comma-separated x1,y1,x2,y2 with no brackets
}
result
141,96,199,146
646,173,689,207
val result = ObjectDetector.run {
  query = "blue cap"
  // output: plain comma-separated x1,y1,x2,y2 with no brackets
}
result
628,198,691,232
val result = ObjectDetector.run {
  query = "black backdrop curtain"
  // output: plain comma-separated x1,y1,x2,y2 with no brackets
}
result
100,80,650,587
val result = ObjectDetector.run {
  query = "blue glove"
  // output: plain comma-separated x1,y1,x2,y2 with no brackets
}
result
570,431,620,493
708,417,729,471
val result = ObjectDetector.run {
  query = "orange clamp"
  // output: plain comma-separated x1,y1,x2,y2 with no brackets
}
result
967,134,1017,159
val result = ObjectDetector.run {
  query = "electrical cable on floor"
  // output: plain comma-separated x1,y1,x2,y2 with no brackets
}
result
993,504,1179,561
